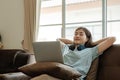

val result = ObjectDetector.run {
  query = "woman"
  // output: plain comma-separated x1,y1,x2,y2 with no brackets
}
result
58,27,116,80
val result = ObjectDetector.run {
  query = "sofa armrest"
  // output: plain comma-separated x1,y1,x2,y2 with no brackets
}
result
0,49,30,74
97,44,120,80
13,51,30,68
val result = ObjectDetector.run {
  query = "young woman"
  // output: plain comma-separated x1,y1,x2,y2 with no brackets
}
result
58,27,116,80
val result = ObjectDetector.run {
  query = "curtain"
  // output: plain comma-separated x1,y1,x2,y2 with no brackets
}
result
35,0,41,41
23,0,36,54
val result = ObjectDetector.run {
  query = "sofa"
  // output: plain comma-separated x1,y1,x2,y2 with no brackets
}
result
0,49,31,80
96,44,120,80
0,44,120,80
17,44,120,80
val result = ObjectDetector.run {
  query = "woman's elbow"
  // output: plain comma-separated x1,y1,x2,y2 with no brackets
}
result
97,36,116,54
110,37,116,44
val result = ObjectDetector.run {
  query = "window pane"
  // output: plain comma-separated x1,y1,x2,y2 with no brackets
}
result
66,23,102,41
37,26,62,41
40,0,62,25
107,22,120,44
66,0,102,41
38,0,62,41
107,0,120,20
107,0,120,44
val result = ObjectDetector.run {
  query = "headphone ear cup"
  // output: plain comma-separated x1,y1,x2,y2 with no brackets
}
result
77,46,81,51
77,45,86,51
69,45,75,51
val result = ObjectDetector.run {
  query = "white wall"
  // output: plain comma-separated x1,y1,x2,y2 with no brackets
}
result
0,0,24,49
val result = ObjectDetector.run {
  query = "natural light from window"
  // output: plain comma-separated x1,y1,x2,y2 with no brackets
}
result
37,0,120,44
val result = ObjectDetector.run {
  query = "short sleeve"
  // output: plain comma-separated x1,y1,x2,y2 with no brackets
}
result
61,44,69,55
90,46,99,60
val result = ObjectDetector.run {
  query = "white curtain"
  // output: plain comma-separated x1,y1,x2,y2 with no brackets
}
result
35,0,41,41
23,0,41,54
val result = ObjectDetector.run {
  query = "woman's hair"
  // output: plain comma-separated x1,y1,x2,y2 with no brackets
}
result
75,27,95,47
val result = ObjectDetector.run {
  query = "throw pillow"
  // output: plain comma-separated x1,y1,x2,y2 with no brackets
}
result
18,62,81,80
86,58,99,80
30,74,61,80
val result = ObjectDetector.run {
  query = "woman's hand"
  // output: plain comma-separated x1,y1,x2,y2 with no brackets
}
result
57,38,73,44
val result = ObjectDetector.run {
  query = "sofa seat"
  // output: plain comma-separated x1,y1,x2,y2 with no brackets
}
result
0,72,30,80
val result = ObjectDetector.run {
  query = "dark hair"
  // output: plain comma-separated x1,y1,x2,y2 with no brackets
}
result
75,27,95,47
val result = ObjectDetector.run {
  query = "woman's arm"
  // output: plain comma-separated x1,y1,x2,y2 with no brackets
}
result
96,37,116,54
57,38,73,49
57,38,73,44
92,37,110,45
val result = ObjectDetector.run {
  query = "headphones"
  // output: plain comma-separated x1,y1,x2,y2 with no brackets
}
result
69,44,86,51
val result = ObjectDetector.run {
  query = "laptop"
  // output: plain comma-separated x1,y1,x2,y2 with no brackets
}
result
32,41,63,63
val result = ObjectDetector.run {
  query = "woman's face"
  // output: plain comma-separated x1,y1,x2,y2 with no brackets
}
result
73,29,88,45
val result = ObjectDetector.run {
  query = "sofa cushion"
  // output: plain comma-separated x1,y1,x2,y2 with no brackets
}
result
0,50,16,69
30,74,61,80
97,45,120,80
13,51,30,68
0,49,30,74
86,58,99,80
0,50,19,73
0,72,31,80
19,62,81,80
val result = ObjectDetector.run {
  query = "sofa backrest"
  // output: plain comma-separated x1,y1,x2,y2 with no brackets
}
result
97,44,120,80
0,49,30,74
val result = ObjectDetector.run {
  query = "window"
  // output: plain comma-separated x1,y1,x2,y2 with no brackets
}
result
37,0,120,44
65,0,102,41
107,0,120,44
36,0,62,41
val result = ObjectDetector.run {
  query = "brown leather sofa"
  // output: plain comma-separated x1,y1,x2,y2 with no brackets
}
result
1,44,120,80
29,44,120,80
96,44,120,80
0,49,31,80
